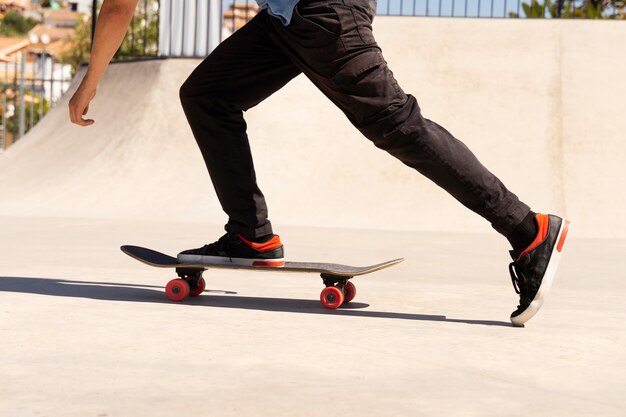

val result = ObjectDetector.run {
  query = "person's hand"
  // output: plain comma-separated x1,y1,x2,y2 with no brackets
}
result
68,80,97,126
67,1,139,126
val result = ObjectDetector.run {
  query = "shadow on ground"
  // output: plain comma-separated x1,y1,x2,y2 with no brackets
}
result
0,276,514,327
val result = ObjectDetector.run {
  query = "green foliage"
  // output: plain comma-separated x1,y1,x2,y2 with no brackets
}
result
116,1,159,59
59,15,92,76
0,90,51,141
23,94,51,132
509,0,625,18
523,0,552,18
60,1,159,71
0,10,39,37
555,1,587,17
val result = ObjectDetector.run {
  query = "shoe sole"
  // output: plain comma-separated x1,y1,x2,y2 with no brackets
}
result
511,218,571,327
177,254,285,267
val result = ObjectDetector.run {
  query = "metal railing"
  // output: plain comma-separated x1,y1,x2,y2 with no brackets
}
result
376,0,625,18
4,0,621,151
158,0,222,57
101,0,624,60
0,51,71,150
113,0,161,59
104,0,221,59
379,0,525,17
217,0,625,40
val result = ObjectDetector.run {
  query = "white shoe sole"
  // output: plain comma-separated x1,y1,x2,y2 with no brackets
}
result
177,254,285,267
511,219,571,327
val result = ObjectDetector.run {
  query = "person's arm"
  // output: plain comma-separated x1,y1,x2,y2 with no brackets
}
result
69,0,139,126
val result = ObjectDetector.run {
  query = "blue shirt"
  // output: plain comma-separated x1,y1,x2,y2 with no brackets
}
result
256,0,300,25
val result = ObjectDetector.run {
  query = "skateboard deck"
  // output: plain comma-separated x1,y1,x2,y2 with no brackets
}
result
121,245,403,308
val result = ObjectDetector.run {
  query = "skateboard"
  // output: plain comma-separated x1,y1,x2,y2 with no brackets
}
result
120,245,403,309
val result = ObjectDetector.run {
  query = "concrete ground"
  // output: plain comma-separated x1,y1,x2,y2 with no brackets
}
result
1,216,624,417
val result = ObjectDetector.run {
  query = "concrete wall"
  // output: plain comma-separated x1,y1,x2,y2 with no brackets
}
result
248,18,626,238
0,18,624,238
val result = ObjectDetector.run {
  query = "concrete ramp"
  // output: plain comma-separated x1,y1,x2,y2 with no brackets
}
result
0,59,213,222
0,18,625,238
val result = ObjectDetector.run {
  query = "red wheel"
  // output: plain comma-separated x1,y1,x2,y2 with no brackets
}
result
343,281,356,303
189,277,206,297
165,279,190,302
320,286,344,309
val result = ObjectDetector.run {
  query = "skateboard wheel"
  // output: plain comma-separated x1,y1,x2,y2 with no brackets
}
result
189,277,206,297
165,279,190,302
320,286,344,309
343,281,356,303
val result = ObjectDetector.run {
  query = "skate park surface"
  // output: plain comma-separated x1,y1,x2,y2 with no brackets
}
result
1,17,625,417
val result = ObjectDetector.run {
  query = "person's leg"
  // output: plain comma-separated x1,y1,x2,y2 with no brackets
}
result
264,0,531,240
180,12,301,240
263,0,569,324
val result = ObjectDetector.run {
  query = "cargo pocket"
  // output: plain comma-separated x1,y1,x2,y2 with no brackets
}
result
331,50,404,124
331,50,385,87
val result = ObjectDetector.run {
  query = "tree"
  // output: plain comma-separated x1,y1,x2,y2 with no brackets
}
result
578,0,626,18
0,88,51,146
59,14,92,76
116,1,159,58
61,1,159,72
0,10,38,37
509,0,626,18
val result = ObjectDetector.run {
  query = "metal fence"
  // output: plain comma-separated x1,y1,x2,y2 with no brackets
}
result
107,0,222,59
158,0,222,57
111,0,161,59
379,0,525,17
103,0,625,59
377,0,625,18
3,0,622,151
0,51,72,150
117,0,161,58
217,0,626,19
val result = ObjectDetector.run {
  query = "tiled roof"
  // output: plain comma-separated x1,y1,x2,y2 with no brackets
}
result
0,0,30,8
0,36,29,58
29,37,71,56
44,9,79,22
28,24,75,42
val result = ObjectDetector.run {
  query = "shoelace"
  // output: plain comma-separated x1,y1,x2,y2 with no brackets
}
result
199,233,234,254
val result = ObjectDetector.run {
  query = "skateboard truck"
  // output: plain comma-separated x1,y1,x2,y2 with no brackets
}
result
175,266,202,280
321,273,352,287
174,267,205,294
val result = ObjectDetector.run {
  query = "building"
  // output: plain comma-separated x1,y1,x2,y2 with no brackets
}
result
0,36,29,62
0,0,31,13
43,8,79,27
223,2,259,33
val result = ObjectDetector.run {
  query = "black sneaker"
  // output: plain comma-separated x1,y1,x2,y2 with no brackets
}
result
509,213,570,326
177,233,285,267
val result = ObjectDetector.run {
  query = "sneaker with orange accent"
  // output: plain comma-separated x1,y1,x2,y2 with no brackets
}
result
177,233,285,267
509,213,570,326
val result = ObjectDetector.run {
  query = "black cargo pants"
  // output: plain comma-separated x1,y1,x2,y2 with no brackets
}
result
179,0,531,239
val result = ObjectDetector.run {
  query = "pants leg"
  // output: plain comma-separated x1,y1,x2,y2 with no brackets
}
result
260,0,530,236
180,13,301,239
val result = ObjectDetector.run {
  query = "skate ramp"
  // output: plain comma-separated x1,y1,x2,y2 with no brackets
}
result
0,59,212,222
0,18,625,238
